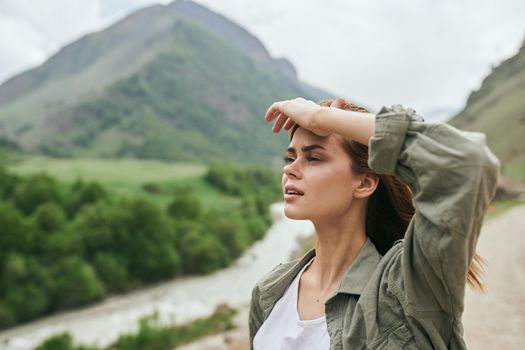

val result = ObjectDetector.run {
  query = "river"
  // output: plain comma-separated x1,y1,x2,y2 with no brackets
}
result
0,202,314,350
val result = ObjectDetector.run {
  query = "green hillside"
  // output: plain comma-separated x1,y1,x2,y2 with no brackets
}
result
5,156,241,209
449,42,525,181
0,1,331,166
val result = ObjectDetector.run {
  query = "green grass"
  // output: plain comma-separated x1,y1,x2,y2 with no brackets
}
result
110,305,236,350
34,304,237,350
6,156,240,209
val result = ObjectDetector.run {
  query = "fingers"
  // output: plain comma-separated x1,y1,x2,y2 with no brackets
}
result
283,118,295,130
265,100,292,133
271,113,289,133
265,101,284,122
330,97,346,109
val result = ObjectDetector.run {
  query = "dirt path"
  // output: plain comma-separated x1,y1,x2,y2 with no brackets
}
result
463,204,525,349
180,204,525,350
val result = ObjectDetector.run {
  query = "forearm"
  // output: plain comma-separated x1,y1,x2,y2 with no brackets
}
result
314,106,376,145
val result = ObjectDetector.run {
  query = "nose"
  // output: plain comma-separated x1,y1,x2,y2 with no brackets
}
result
283,161,300,179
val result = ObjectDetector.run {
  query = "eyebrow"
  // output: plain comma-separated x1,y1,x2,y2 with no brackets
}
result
287,144,327,153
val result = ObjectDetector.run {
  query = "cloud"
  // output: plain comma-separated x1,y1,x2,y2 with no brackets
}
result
0,0,101,82
0,17,46,80
193,0,525,114
0,0,523,115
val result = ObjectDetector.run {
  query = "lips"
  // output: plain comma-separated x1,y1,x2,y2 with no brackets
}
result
284,184,304,196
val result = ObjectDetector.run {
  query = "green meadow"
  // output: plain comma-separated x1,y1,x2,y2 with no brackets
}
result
5,156,241,209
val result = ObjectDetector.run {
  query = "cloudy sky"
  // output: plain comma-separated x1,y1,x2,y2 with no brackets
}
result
0,0,524,117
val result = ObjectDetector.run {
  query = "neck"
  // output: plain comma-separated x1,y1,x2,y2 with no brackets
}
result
310,207,367,292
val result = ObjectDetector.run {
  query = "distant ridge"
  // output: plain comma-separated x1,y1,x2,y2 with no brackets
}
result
449,41,525,181
0,0,336,165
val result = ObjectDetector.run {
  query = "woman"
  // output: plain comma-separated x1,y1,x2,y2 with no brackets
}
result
249,97,500,349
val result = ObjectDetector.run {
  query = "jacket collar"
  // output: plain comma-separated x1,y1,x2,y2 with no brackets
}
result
260,237,382,316
302,237,382,296
259,237,382,319
335,237,382,295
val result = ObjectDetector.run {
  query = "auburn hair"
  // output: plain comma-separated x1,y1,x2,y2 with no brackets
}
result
287,98,484,290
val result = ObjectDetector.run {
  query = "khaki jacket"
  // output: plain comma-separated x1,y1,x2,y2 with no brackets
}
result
249,105,500,349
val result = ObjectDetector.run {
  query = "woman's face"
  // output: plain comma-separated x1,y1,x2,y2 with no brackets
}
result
281,127,363,221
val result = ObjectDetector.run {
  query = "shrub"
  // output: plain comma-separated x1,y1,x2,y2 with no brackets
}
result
13,173,63,215
0,203,36,261
141,182,161,194
33,202,67,233
166,187,202,220
68,179,107,217
49,257,106,310
92,253,130,292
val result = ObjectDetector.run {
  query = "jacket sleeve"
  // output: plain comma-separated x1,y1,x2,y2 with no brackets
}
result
248,284,264,349
368,105,500,318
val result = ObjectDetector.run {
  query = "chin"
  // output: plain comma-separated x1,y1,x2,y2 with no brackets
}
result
283,205,311,220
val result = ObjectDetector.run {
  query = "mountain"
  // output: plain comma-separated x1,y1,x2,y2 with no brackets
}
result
0,0,334,166
448,41,525,182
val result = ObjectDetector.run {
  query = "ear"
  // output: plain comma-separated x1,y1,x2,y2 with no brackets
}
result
353,173,379,199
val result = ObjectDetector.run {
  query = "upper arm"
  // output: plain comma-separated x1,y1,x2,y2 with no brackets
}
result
368,105,500,316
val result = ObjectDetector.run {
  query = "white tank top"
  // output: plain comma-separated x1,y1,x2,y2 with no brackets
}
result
253,257,330,350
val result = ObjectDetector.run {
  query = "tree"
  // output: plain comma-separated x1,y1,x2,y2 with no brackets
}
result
178,229,229,274
0,203,36,262
120,198,181,281
201,209,247,260
73,201,119,257
49,257,105,310
0,165,20,199
167,187,202,220
32,202,67,233
13,173,63,215
3,281,49,322
68,179,107,217
42,229,84,259
92,253,130,292
74,198,181,283
204,162,236,193
1,254,51,323
0,302,16,328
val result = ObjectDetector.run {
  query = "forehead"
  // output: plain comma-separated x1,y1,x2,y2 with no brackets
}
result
288,127,346,153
